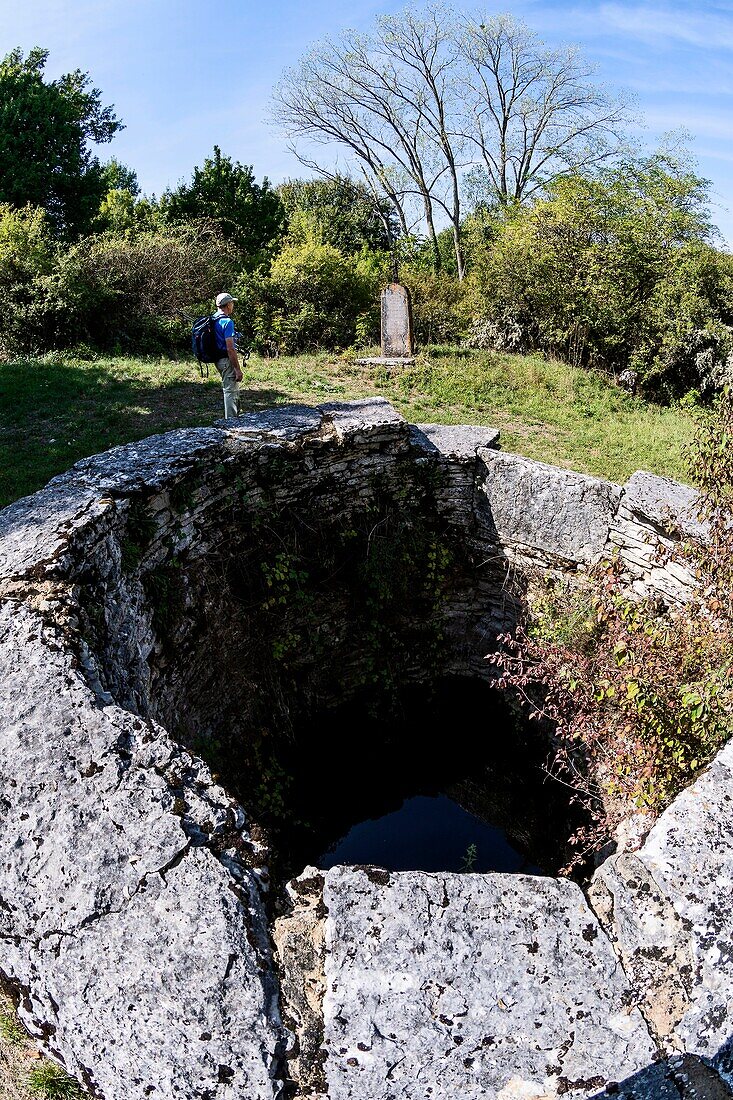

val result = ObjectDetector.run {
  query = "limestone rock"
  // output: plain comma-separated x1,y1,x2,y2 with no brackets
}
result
476,450,621,565
273,871,328,1095
0,602,283,1100
319,397,408,443
586,1056,733,1098
278,866,656,1099
216,404,324,440
622,471,707,542
0,400,724,1099
590,739,733,1083
0,429,224,584
411,423,500,462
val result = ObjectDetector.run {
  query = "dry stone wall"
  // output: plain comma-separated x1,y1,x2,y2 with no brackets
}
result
0,398,730,1100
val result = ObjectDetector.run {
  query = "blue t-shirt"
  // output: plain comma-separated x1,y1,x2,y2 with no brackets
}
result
213,310,235,354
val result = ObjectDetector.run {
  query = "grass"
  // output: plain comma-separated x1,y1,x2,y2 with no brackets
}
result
27,1063,83,1099
0,992,83,1100
0,347,696,508
0,1004,27,1048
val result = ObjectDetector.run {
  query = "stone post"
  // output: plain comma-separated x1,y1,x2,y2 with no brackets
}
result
381,282,414,358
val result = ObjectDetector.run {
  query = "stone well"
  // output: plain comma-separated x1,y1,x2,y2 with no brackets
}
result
1,398,732,1100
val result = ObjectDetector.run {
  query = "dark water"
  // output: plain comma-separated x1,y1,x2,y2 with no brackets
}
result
263,678,581,880
317,793,543,874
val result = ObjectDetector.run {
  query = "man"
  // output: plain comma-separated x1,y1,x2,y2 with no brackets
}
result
212,292,243,419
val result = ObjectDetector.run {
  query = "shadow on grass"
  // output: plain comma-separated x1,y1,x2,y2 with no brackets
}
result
421,345,474,359
0,360,291,508
239,387,291,411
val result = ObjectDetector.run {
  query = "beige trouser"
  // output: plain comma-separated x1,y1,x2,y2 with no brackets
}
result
215,356,240,419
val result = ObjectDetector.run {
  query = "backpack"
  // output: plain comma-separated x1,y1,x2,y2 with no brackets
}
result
191,314,219,376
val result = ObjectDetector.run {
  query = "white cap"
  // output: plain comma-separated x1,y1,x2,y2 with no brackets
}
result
216,292,237,307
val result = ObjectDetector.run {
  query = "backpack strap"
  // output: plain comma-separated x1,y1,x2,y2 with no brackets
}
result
204,312,218,378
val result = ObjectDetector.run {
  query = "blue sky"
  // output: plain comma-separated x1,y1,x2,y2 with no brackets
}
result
3,0,733,244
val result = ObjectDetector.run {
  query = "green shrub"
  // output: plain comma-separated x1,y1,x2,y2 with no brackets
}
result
242,233,381,353
0,203,56,356
629,247,733,397
38,222,238,353
401,268,470,346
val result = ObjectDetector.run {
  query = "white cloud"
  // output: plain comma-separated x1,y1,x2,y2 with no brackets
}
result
597,3,733,48
517,1,733,51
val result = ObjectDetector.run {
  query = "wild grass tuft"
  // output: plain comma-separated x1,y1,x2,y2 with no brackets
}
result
0,1007,26,1047
27,1062,84,1100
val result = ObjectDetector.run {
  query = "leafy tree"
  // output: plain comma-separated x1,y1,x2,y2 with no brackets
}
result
0,48,122,238
95,190,160,235
161,146,284,266
277,176,398,254
469,150,732,393
99,158,140,197
0,203,55,354
96,189,141,234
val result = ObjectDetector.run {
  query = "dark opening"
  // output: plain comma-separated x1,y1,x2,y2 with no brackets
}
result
247,678,584,882
98,459,590,888
317,795,542,875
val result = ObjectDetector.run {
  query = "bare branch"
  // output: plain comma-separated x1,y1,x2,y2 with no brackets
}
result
459,12,634,205
269,4,635,272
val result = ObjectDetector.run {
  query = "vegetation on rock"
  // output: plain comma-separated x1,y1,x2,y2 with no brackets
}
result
492,390,733,871
1,990,83,1100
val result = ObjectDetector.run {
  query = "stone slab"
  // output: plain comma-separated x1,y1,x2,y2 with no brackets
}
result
215,403,324,441
590,739,733,1082
319,397,408,443
310,867,655,1099
411,423,501,462
381,283,413,358
622,471,707,541
354,357,416,366
476,450,621,565
0,429,224,583
0,602,282,1100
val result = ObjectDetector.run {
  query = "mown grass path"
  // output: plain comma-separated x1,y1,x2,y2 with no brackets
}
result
0,349,695,508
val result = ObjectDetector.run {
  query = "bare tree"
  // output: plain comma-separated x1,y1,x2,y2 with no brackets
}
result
459,13,632,206
271,6,463,272
377,5,469,277
270,5,633,275
272,46,413,240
